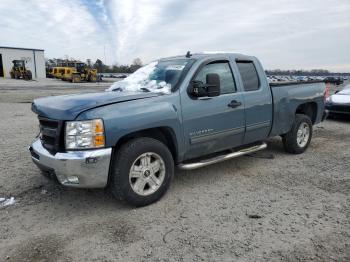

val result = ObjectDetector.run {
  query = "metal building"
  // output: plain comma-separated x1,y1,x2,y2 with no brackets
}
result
0,46,45,78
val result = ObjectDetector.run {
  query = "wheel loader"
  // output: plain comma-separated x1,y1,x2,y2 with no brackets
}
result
63,62,98,83
10,60,32,80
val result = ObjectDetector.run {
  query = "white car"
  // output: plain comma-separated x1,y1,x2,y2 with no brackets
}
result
325,84,350,116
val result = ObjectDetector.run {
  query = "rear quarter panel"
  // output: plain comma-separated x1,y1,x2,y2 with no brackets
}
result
270,82,325,136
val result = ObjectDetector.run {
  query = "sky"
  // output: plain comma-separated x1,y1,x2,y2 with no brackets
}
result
0,0,349,72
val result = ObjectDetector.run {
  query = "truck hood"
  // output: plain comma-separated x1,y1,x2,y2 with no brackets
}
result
31,91,160,120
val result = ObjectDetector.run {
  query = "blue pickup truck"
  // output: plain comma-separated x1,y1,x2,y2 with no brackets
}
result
29,52,327,206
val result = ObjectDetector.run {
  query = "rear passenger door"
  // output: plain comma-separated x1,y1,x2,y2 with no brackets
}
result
235,60,273,144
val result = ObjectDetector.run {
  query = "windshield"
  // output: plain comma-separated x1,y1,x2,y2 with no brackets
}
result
14,61,25,67
106,59,191,94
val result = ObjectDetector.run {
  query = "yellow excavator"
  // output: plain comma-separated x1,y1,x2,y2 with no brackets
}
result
10,60,32,80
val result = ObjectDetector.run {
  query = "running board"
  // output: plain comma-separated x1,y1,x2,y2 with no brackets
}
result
178,142,267,170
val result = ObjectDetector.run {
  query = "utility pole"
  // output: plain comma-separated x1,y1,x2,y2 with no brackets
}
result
104,46,107,66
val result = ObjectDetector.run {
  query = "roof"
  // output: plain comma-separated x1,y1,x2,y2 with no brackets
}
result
0,46,44,51
160,51,255,62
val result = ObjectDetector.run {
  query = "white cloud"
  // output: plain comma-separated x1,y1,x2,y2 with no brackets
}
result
0,0,349,71
0,0,115,62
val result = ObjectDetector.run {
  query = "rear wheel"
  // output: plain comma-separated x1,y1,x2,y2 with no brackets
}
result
72,74,81,83
110,137,174,207
89,75,97,82
282,114,313,154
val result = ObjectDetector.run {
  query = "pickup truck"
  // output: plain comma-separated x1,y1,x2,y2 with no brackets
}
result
29,52,327,206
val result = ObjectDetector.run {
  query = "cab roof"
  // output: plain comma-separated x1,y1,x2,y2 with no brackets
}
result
160,52,257,62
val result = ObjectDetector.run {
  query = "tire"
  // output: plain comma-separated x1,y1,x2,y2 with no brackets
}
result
89,75,97,82
72,74,81,83
25,70,32,80
282,114,313,154
110,137,174,207
14,71,20,79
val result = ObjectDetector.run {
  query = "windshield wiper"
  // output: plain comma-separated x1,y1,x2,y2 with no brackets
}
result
140,87,151,92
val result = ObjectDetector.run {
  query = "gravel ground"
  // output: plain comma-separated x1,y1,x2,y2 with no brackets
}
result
0,78,349,261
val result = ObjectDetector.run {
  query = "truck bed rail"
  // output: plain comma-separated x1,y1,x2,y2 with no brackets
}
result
269,80,324,87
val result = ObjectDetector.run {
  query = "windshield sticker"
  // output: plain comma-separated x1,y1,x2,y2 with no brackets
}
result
166,65,185,70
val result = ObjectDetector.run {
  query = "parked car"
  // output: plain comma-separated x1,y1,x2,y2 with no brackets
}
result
324,76,343,85
29,52,327,206
325,84,350,116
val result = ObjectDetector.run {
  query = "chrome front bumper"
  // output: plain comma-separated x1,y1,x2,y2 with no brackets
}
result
29,139,112,188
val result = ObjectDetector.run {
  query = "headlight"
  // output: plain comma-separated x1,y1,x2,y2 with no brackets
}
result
65,119,105,150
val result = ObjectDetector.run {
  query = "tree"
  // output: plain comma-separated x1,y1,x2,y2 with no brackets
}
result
93,59,109,73
130,58,143,72
132,58,142,66
86,59,92,68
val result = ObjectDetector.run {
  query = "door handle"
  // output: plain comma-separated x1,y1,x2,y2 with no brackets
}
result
228,100,242,108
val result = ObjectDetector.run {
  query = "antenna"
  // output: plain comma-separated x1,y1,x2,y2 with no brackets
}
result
185,51,192,58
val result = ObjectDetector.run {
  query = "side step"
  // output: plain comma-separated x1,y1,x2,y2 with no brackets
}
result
178,142,267,170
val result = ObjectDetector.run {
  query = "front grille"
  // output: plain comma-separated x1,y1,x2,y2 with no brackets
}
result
38,117,64,154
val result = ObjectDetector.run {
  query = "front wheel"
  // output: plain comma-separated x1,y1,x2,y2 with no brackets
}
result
25,70,32,80
282,114,313,154
110,137,174,207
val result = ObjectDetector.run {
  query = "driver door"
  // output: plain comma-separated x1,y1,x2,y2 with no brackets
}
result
181,60,245,160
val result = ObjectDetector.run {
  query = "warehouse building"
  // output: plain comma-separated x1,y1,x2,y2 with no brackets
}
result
0,46,45,78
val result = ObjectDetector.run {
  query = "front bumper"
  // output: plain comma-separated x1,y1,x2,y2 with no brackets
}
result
29,138,112,188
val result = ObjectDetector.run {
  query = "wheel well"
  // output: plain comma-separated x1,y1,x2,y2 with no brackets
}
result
295,102,317,124
114,127,178,162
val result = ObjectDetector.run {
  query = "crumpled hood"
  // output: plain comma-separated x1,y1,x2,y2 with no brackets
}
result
31,91,160,120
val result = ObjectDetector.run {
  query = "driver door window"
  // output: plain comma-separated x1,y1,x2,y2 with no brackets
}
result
194,62,236,94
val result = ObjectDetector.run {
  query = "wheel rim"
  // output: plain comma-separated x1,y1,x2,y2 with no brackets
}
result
296,122,310,147
129,152,166,196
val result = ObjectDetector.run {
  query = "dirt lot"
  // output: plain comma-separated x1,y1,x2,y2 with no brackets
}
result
0,78,349,261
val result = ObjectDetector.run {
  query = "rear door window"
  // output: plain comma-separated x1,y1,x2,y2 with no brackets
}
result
236,61,260,91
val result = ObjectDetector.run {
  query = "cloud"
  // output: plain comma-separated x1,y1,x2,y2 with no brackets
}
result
0,0,349,71
0,0,116,62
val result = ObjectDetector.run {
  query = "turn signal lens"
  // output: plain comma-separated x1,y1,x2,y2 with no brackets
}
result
94,134,105,147
95,120,104,134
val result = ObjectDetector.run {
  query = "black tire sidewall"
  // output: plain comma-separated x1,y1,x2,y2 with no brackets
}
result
283,114,313,154
110,138,174,207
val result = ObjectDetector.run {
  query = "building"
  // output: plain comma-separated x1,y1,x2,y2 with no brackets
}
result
0,46,45,78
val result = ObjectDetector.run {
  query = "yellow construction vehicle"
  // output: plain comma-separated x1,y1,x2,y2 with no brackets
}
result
52,67,64,79
60,67,74,81
10,60,32,80
61,62,98,83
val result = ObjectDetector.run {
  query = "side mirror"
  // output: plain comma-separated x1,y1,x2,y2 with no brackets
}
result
206,73,220,97
189,73,221,97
